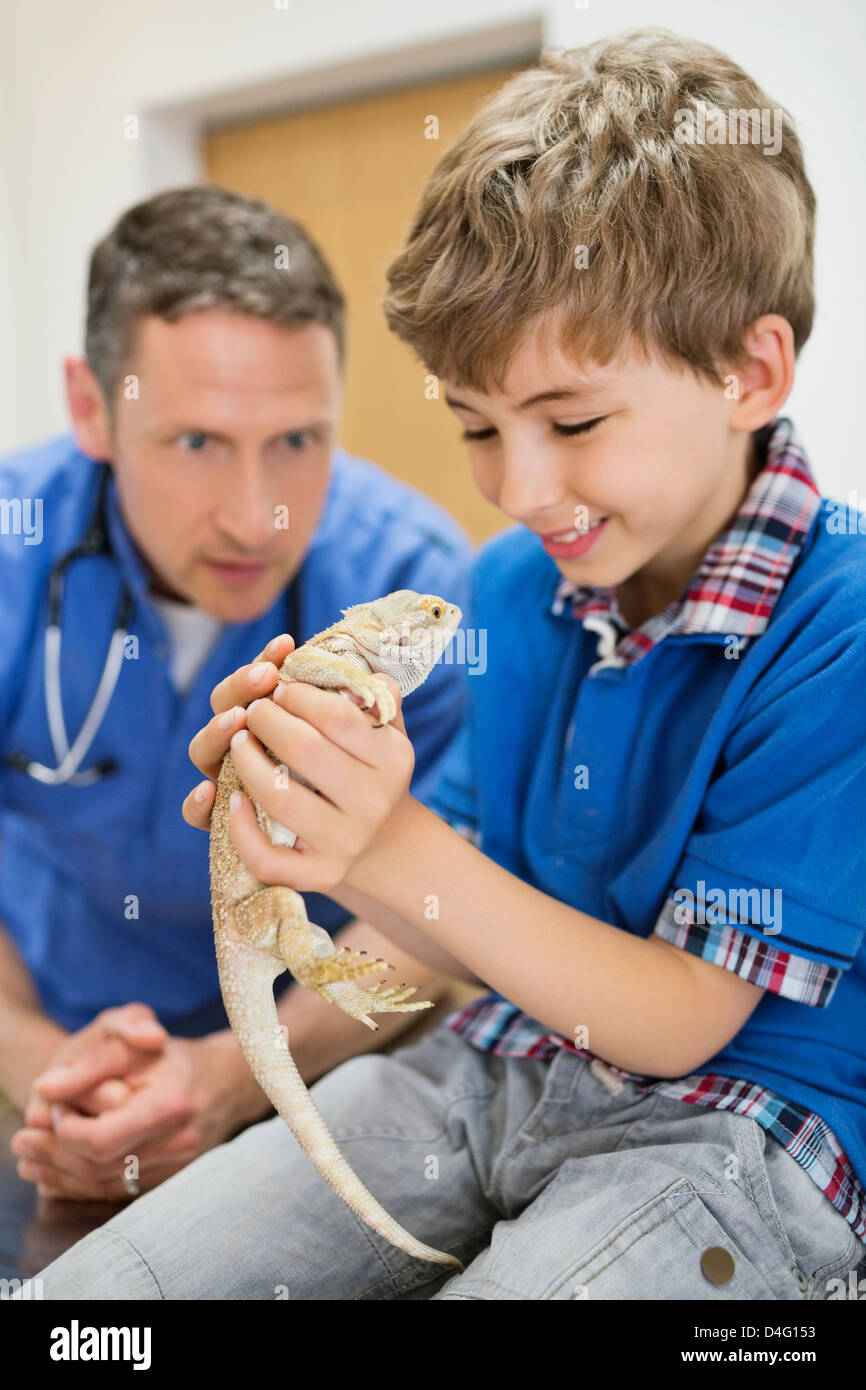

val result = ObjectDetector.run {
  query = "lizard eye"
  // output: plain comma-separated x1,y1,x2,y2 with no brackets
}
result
431,606,441,619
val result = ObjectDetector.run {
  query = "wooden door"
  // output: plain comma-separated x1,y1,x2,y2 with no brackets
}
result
205,66,527,544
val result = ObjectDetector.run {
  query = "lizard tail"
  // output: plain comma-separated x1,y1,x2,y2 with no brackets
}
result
217,938,464,1272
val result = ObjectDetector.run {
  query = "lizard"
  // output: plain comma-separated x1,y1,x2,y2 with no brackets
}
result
209,590,465,1270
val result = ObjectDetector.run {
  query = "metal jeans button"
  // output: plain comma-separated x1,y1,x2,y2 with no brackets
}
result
701,1246,736,1284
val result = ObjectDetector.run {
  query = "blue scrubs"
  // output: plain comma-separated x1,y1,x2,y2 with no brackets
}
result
0,434,474,1034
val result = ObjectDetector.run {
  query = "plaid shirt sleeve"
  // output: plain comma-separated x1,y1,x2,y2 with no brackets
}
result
651,895,841,1006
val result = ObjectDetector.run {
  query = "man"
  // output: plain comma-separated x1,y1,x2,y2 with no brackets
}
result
0,185,473,1203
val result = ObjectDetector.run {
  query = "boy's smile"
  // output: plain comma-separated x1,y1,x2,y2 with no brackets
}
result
444,313,775,629
536,515,610,560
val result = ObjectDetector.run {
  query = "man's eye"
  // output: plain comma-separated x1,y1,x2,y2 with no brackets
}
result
178,431,209,451
461,426,497,442
281,430,313,451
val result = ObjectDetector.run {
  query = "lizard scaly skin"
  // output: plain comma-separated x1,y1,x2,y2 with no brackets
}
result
210,590,464,1270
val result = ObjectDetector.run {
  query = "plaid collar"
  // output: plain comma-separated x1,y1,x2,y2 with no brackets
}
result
550,416,822,665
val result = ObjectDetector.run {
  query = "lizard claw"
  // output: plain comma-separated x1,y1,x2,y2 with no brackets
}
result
301,948,395,989
362,981,433,1010
354,680,397,727
311,977,435,1028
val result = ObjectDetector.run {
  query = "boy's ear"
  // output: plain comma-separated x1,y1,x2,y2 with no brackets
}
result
64,356,114,463
726,314,795,433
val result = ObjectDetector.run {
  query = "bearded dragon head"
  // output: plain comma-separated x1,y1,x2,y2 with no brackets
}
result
339,590,463,695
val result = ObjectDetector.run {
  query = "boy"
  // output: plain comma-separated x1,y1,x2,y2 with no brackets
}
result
28,29,865,1300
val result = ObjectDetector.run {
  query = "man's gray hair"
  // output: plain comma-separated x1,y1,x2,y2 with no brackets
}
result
85,185,345,411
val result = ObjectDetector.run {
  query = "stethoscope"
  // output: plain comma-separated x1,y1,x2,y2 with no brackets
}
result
5,462,302,787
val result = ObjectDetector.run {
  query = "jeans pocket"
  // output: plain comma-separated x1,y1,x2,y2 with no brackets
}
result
738,1117,862,1300
542,1174,786,1301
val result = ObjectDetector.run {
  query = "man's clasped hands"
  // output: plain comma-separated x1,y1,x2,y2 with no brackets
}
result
11,632,408,1200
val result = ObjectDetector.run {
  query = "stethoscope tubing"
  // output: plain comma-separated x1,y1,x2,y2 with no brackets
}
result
6,461,303,787
28,619,129,785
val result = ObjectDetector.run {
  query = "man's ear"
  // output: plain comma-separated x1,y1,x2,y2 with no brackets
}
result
64,357,114,463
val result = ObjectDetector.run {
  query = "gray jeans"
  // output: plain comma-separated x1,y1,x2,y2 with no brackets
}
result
24,1022,865,1300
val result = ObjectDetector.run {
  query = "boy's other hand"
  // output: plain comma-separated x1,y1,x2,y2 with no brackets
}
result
207,632,296,725
183,630,405,833
183,632,296,805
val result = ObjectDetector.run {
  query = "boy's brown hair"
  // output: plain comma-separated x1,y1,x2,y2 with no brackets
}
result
383,28,815,391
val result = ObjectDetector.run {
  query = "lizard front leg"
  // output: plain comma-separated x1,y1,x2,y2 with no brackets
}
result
278,649,398,726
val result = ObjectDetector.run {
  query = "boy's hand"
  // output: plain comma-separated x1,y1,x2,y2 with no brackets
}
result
192,632,298,781
183,635,412,893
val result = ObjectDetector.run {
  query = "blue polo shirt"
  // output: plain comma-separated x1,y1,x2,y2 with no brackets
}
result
429,417,866,1232
0,432,473,1034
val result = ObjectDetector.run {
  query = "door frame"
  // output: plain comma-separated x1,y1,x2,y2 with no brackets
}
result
139,16,544,193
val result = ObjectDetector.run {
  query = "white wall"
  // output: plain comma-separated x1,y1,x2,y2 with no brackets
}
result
0,1,23,448
0,0,862,502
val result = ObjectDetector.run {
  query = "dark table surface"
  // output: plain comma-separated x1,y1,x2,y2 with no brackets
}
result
0,1103,125,1284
